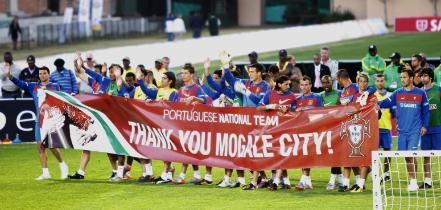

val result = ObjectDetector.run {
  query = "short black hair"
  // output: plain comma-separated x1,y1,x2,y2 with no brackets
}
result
109,64,124,75
268,64,279,75
164,71,176,88
421,67,434,82
213,70,222,78
401,69,414,78
336,69,350,79
275,75,290,91
411,54,423,62
125,72,136,79
182,63,195,74
39,66,50,74
140,68,150,77
302,75,312,84
94,64,102,70
249,63,264,73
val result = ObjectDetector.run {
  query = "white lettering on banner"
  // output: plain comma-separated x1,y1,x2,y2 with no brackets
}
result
128,121,176,150
253,115,278,126
163,109,268,126
16,111,36,132
218,113,252,125
163,109,218,123
430,19,441,32
129,120,333,159
215,133,274,158
178,130,211,155
279,131,332,157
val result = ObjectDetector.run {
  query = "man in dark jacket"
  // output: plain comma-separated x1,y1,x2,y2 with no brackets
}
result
9,16,22,50
190,12,204,39
19,55,40,97
304,53,331,93
207,14,220,36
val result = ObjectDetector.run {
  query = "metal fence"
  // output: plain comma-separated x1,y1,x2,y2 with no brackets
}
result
10,17,164,50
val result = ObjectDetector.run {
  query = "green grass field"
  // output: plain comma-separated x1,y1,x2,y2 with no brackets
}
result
0,144,374,210
193,32,441,74
2,31,441,210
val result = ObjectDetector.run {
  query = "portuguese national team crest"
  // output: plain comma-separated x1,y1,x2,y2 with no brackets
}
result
340,113,371,157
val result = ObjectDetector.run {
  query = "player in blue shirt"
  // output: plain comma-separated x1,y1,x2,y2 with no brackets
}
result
223,63,270,107
224,62,271,190
205,70,236,102
379,69,429,191
4,64,69,181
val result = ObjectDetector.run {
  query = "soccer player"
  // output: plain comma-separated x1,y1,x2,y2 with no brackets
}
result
378,69,429,191
69,55,130,181
136,70,180,183
374,74,394,184
204,59,244,188
320,75,344,190
420,67,441,189
258,75,297,190
130,68,157,182
337,69,380,192
130,67,157,101
173,63,210,185
137,69,178,184
336,69,363,192
222,53,271,190
350,72,379,193
4,63,69,180
294,76,323,191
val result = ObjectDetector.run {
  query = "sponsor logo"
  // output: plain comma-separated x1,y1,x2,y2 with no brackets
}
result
278,99,290,104
400,103,417,108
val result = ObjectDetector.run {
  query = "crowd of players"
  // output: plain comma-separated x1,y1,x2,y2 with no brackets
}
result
1,45,440,193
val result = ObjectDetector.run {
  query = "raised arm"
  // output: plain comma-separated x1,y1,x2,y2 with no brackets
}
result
4,64,33,94
201,84,221,100
137,79,158,99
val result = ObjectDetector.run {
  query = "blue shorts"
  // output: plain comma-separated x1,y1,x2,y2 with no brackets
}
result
379,131,392,149
397,133,420,151
421,133,441,150
35,121,41,142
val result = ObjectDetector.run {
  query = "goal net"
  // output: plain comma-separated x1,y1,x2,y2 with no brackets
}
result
372,151,441,209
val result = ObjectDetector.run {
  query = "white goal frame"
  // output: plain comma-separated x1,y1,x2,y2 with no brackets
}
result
372,150,441,210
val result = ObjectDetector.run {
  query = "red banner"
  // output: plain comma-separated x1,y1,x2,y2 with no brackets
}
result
395,16,441,32
40,91,379,171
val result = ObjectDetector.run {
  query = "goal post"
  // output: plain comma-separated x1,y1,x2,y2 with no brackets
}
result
372,150,441,210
